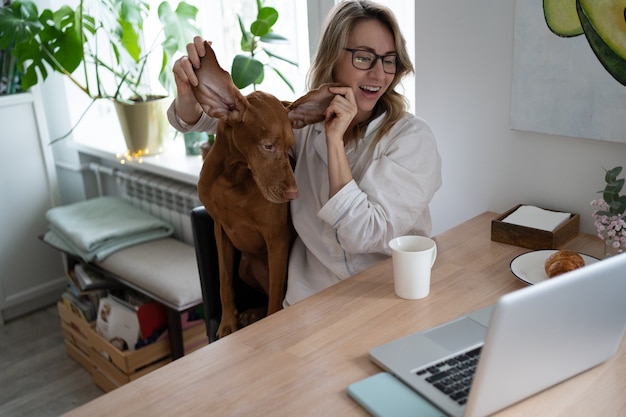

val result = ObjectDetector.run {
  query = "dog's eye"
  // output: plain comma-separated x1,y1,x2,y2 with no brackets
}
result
263,144,274,151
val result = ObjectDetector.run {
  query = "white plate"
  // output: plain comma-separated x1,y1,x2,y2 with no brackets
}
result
510,250,600,285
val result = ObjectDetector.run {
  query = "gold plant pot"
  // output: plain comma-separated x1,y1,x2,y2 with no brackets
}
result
113,95,170,155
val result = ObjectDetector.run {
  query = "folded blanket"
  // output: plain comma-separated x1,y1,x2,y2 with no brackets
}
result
43,196,174,262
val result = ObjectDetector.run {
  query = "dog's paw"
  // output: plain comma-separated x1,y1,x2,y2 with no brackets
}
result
238,307,267,328
217,316,239,339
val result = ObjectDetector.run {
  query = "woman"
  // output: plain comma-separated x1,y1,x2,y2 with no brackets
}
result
168,0,442,306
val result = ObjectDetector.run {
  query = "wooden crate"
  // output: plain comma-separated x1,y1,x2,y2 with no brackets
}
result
57,301,207,392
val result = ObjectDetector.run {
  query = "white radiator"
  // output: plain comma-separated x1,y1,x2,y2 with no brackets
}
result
55,161,202,245
116,170,201,245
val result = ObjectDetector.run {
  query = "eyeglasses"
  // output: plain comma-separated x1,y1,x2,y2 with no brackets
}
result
343,48,398,74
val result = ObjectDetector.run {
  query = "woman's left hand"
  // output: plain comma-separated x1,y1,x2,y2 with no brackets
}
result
324,86,357,196
324,86,358,144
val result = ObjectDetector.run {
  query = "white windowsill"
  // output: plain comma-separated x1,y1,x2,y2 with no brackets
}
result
72,129,204,186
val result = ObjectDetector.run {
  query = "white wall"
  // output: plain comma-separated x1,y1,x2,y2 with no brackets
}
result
414,0,626,236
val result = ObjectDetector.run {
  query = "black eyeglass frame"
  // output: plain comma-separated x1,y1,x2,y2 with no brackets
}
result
343,48,398,74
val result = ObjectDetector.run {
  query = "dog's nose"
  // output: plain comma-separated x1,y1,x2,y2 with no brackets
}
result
284,187,299,200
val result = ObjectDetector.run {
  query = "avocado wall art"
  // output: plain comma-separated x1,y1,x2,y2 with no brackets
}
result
510,0,626,144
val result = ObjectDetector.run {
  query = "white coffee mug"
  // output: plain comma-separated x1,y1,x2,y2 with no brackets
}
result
389,235,437,300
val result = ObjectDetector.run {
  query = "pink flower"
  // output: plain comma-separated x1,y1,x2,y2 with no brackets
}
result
591,198,625,250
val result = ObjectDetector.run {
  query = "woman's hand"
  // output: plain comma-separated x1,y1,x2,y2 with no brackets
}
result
172,37,212,124
173,37,209,90
324,86,357,196
324,86,358,144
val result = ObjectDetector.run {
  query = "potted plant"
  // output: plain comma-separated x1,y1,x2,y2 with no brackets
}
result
0,0,200,155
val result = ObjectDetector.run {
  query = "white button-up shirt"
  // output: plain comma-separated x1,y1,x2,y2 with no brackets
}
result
285,112,441,305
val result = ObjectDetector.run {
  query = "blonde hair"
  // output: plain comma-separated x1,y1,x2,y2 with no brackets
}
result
307,0,414,146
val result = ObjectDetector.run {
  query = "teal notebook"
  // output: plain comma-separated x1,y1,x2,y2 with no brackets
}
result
347,372,446,417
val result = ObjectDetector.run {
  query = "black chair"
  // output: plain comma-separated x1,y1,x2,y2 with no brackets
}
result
190,206,268,342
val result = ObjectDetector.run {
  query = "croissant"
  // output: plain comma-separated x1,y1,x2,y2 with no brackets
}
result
544,250,585,278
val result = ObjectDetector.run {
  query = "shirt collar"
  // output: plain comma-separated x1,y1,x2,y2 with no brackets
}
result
312,112,387,161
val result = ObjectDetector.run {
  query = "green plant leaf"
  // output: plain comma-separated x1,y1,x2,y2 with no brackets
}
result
257,7,278,27
9,4,86,91
116,0,148,27
260,32,287,43
159,1,199,53
254,68,264,86
617,195,626,215
263,47,298,66
608,199,624,214
48,8,84,69
237,15,253,52
112,0,148,62
605,166,622,183
271,66,294,93
118,19,141,62
250,20,271,37
250,7,278,37
611,178,624,193
599,166,626,217
0,0,41,49
231,54,263,89
158,1,199,94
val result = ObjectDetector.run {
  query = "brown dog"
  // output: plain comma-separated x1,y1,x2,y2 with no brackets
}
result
192,42,338,338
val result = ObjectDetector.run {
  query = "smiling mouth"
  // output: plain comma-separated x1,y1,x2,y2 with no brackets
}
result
360,85,381,93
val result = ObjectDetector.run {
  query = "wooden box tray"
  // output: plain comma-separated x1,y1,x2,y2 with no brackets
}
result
491,204,580,250
58,301,207,392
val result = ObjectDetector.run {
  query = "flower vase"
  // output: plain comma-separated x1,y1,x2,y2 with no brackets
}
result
604,238,623,258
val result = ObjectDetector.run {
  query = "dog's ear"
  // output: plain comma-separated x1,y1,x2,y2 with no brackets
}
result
286,83,343,129
191,41,248,125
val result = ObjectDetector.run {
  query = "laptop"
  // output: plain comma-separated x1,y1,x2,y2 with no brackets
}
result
367,252,626,417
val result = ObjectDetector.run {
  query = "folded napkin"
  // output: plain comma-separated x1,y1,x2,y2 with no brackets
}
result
502,205,571,232
43,196,174,262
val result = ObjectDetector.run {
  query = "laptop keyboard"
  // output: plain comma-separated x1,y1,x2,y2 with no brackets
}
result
415,346,482,406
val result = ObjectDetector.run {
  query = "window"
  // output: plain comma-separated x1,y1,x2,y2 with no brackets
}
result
199,0,415,108
195,0,414,107
66,0,415,146
199,0,311,101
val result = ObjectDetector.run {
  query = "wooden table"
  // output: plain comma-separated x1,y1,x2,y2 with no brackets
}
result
63,212,625,417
